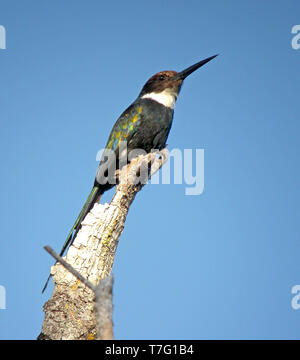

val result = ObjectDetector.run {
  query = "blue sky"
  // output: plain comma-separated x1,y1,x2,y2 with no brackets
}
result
0,0,300,339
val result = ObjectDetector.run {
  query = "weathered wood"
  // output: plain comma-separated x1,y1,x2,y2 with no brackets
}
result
94,275,114,340
38,149,168,340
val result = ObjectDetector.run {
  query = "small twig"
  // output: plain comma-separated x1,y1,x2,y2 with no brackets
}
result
43,246,114,340
43,246,96,292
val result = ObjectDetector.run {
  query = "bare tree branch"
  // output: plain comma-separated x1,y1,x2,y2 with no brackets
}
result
42,245,113,340
38,149,168,340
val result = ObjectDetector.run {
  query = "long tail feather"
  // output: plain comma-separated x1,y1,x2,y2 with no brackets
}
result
59,186,102,257
42,185,103,293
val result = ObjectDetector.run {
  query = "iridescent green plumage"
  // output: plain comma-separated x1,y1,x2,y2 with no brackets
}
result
95,98,173,188
105,105,143,152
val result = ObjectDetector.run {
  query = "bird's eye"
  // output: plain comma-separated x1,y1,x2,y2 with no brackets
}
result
159,75,165,81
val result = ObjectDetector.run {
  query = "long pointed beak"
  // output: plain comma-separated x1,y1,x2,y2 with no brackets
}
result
178,54,218,80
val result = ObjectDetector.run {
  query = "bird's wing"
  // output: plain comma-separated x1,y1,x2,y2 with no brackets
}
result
95,103,143,184
104,103,143,153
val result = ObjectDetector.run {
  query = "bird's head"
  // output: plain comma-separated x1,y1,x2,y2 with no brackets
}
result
139,54,218,109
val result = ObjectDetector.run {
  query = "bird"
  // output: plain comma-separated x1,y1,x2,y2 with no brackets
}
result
42,54,218,292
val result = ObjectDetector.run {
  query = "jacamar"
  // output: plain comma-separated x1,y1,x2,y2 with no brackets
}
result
42,54,218,292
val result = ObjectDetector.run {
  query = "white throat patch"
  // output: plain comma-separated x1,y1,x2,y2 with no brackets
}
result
142,89,177,109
